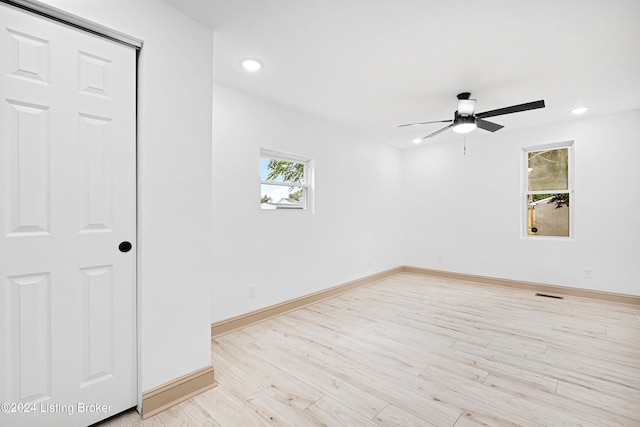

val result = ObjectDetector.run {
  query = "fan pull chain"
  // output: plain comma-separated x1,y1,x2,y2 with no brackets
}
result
463,137,467,156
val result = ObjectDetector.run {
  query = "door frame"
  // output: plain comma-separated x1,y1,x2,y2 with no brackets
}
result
1,0,143,413
1,0,142,49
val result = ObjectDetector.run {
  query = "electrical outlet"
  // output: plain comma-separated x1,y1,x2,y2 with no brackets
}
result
584,269,592,279
438,255,443,264
248,285,256,299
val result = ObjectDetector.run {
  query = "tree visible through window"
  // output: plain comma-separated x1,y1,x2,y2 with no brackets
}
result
525,144,573,237
260,149,311,210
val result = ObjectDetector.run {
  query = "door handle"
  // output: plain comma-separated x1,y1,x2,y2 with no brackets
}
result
119,241,132,253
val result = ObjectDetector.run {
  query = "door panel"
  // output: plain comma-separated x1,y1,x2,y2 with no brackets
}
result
0,3,136,426
5,99,51,236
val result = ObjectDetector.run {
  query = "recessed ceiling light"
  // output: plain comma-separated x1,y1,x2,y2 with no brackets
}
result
412,138,422,144
570,106,589,115
241,59,263,72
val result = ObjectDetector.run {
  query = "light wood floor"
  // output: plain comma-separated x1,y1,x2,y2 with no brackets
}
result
100,273,640,426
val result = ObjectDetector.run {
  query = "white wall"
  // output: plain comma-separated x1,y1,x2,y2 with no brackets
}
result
402,110,640,296
212,83,403,322
38,0,214,392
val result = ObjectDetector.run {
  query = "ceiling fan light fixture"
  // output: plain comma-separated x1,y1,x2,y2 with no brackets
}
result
398,93,545,140
452,116,476,134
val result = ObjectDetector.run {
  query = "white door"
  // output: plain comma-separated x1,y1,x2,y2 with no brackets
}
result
0,3,137,426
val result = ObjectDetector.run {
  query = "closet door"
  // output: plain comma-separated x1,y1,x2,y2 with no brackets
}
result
0,3,137,426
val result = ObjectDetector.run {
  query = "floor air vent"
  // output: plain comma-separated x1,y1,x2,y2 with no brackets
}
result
535,293,564,300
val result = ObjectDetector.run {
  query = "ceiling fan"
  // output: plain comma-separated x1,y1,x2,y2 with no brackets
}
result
399,92,545,140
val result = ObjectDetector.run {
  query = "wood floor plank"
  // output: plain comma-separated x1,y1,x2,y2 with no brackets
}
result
156,399,221,427
373,404,437,427
209,348,265,400
191,386,271,426
100,272,640,426
305,395,378,427
556,379,640,422
331,349,463,425
216,334,325,410
422,365,600,427
260,345,388,419
243,387,326,427
483,372,638,426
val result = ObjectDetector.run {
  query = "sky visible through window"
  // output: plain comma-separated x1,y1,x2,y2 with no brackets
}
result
260,157,300,203
259,157,272,181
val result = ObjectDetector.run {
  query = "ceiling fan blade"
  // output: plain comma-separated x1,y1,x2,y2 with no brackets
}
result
398,119,451,128
475,100,545,119
476,119,504,132
457,99,476,115
422,123,454,139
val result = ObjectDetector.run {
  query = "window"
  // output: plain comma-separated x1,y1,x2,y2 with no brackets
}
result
259,148,312,210
524,143,573,237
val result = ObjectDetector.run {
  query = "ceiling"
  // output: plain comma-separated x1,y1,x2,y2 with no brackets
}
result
165,0,640,149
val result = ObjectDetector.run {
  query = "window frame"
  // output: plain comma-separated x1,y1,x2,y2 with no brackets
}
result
522,141,574,239
259,148,314,212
